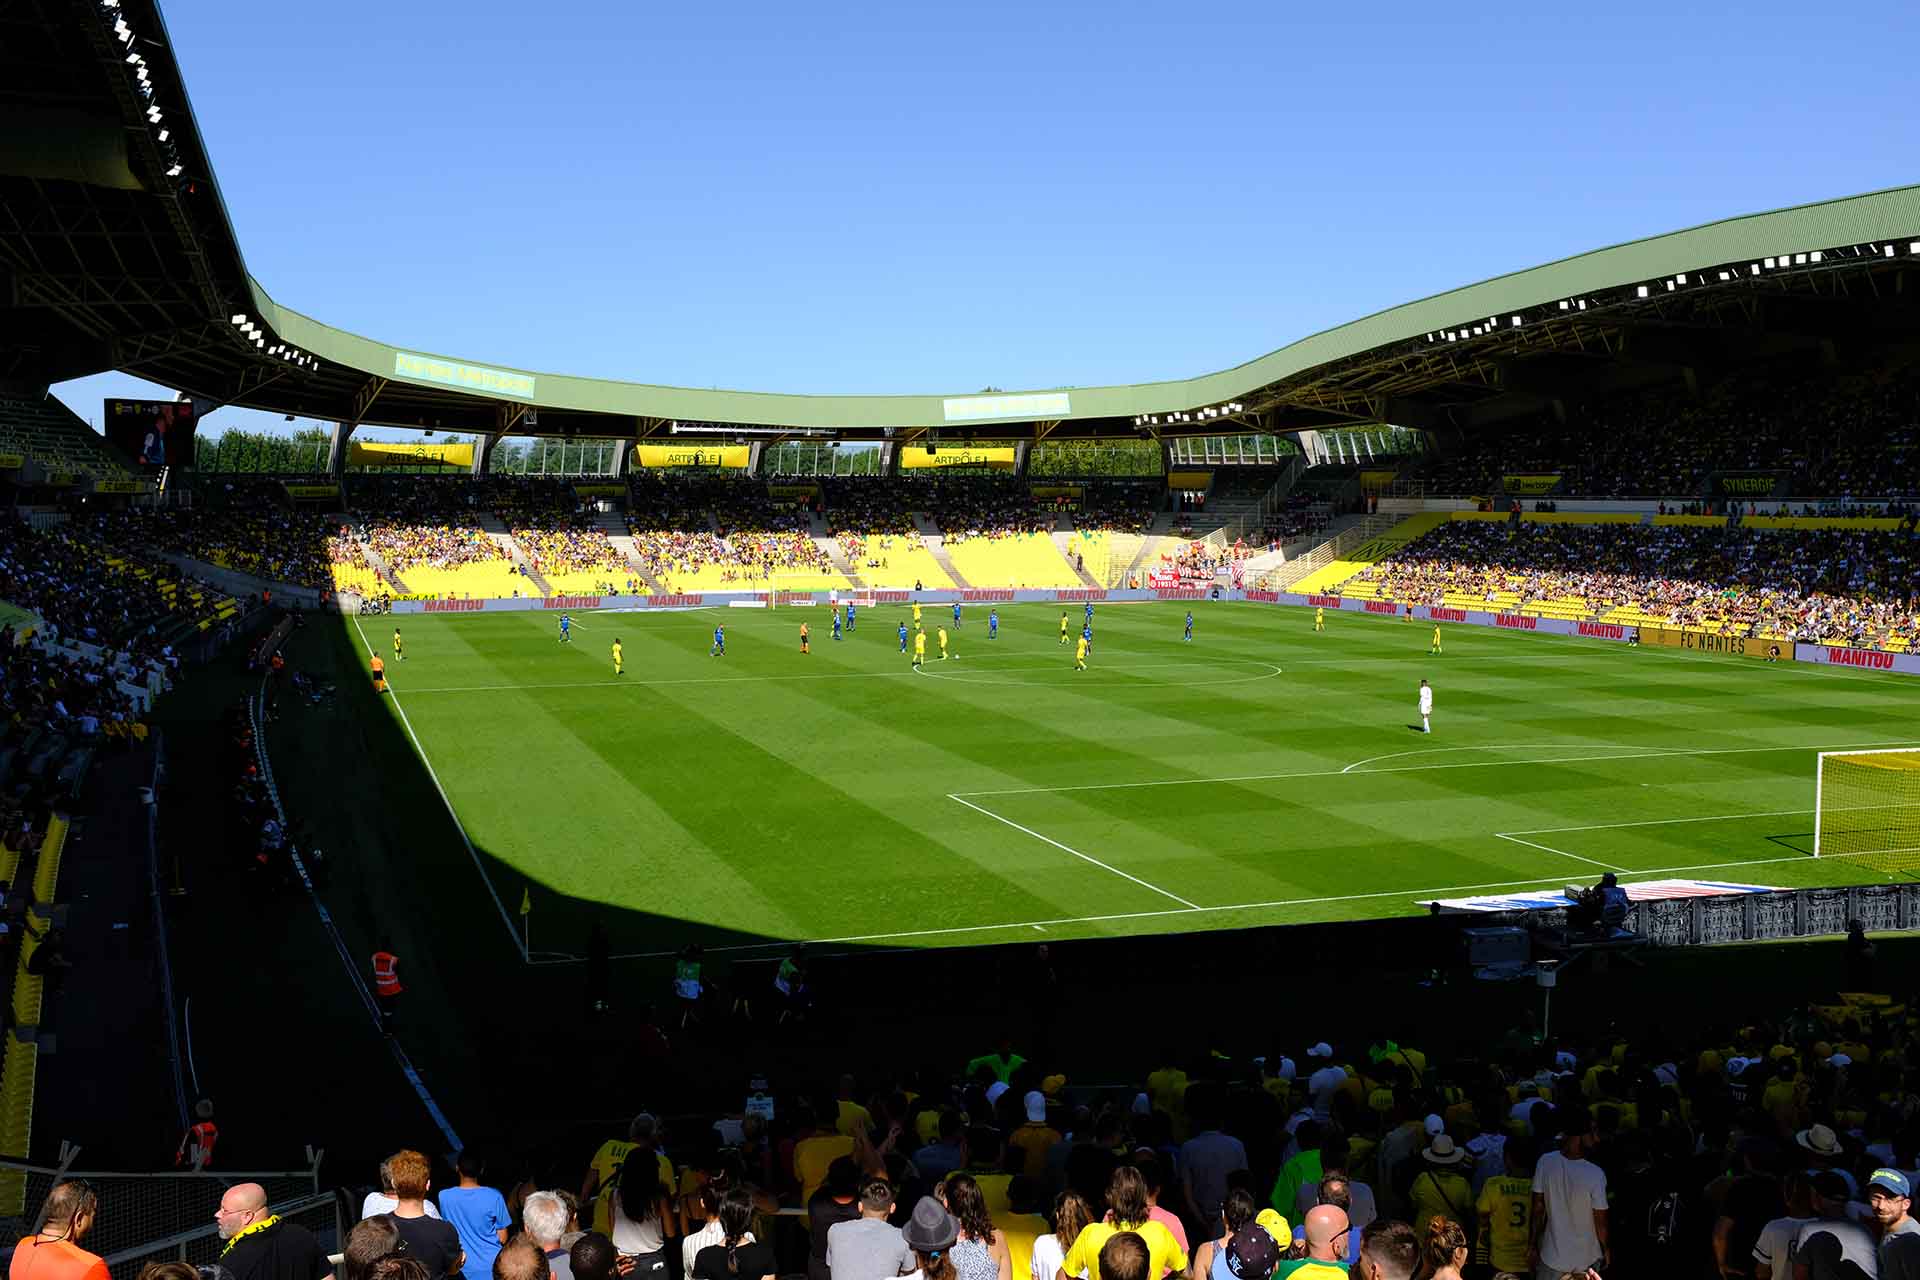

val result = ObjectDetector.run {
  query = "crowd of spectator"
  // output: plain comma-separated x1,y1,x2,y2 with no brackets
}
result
1420,355,1920,500
352,481,507,574
1351,522,1920,647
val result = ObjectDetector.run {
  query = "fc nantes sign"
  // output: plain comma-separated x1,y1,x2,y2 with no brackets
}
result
632,445,750,469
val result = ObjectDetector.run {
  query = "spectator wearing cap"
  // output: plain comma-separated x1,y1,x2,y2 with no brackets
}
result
1409,1135,1473,1242
1791,1172,1879,1279
1010,1094,1061,1179
1178,1087,1247,1237
1530,1105,1609,1278
1209,1221,1280,1280
1871,1170,1920,1250
1191,1189,1255,1280
1059,1168,1186,1280
907,1197,961,1280
1797,1125,1857,1197
1354,1220,1418,1280
1303,1047,1345,1123
1272,1207,1348,1279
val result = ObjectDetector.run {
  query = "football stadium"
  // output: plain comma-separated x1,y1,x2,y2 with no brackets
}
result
4,0,1920,1276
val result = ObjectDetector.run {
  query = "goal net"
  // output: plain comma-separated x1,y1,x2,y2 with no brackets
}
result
1815,749,1920,874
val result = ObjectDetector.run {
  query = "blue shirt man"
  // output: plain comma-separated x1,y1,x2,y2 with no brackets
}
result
832,610,843,639
558,614,572,642
1085,602,1095,624
711,625,725,656
1185,611,1194,641
898,622,910,652
953,601,962,626
988,609,998,638
1082,623,1093,647
846,601,856,630
438,1180,512,1280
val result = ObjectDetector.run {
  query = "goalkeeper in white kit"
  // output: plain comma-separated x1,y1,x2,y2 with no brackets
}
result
1418,678,1433,733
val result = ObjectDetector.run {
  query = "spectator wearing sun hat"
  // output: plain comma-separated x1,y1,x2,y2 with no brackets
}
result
1797,1124,1858,1196
904,1196,960,1280
1409,1135,1474,1240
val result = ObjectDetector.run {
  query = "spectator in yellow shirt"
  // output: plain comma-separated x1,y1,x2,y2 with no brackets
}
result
1009,1092,1062,1178
1060,1168,1187,1280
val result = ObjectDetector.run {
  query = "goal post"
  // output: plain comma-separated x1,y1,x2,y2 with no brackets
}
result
1814,748,1920,874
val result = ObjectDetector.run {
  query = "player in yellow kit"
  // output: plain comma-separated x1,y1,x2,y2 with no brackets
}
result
1430,624,1443,655
937,626,951,660
800,621,810,654
1074,634,1088,670
1059,612,1070,644
912,627,926,668
1314,607,1324,632
393,628,406,660
912,601,922,625
611,638,624,676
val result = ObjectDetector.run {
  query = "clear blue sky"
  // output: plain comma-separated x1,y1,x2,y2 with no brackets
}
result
56,0,1920,440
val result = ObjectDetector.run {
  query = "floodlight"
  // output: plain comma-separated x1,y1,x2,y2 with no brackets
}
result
165,164,181,177
1810,250,1823,263
231,314,246,324
1675,273,1686,284
1763,257,1775,268
1636,286,1649,298
1794,253,1807,264
156,128,167,141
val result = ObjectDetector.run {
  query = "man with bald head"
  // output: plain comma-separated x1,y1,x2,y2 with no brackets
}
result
492,1240,551,1280
216,1182,332,1280
11,1179,107,1280
1272,1206,1350,1279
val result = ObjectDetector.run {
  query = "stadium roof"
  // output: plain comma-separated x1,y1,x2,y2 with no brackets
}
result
5,0,1920,445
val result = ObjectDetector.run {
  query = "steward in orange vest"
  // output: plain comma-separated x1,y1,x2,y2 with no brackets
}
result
372,941,402,1031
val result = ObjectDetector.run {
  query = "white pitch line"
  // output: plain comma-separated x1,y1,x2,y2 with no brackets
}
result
1492,832,1622,872
349,614,527,957
954,738,1920,799
527,850,1826,960
1504,807,1817,836
1341,743,1675,775
946,793,1200,910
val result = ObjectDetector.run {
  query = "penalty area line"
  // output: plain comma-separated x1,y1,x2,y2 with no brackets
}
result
1491,832,1622,872
945,793,1200,910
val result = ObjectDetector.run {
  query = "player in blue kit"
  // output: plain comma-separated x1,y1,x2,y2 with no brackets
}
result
1085,601,1094,626
558,614,572,643
952,600,962,628
1184,611,1194,642
846,600,856,631
988,608,998,640
710,624,725,657
832,609,843,640
898,621,910,652
1082,622,1093,654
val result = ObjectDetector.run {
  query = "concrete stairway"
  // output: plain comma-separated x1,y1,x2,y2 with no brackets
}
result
475,511,552,596
1051,531,1102,588
910,513,970,588
1235,512,1373,580
593,512,667,593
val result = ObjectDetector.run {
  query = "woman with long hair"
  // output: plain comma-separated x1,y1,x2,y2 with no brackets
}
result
1189,1188,1255,1280
904,1197,960,1280
611,1146,676,1277
1031,1191,1093,1280
1418,1216,1468,1280
942,1175,1012,1280
690,1188,775,1280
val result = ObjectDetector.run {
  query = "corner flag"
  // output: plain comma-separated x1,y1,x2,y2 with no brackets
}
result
519,886,531,916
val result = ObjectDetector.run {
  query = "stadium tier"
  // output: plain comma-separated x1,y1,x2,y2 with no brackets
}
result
944,531,1082,588
0,398,131,480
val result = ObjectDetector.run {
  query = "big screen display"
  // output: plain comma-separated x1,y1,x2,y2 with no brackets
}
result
104,399,199,469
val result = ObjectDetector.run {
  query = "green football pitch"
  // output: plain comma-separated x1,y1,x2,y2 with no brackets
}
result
342,601,1920,958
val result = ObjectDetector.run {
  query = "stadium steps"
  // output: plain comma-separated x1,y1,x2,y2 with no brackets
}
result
1236,513,1373,579
1288,513,1449,594
353,535,408,593
1051,532,1103,587
1122,531,1171,583
594,515,668,593
476,514,554,595
909,514,971,588
816,535,865,588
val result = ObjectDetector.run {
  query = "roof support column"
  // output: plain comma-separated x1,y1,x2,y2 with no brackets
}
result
612,438,632,478
748,442,766,475
882,440,899,475
470,434,495,476
1014,440,1031,478
328,421,354,478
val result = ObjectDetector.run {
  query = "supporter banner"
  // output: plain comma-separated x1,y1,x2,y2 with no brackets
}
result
351,440,475,469
1029,485,1084,500
633,445,750,469
766,483,821,500
0,454,22,470
573,483,625,498
1166,470,1212,489
1796,644,1920,675
1712,470,1787,497
1639,627,1780,659
93,478,156,494
283,483,341,499
1502,473,1562,495
898,446,1017,470
393,351,536,398
1427,879,1778,915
